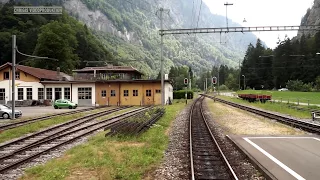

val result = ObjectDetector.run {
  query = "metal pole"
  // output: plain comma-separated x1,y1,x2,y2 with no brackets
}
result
12,35,16,120
160,8,165,106
206,78,208,92
218,67,220,95
239,60,241,90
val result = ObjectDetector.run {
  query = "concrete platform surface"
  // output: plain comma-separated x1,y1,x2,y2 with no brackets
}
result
228,135,320,180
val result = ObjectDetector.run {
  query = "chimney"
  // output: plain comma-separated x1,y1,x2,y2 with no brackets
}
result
57,67,61,80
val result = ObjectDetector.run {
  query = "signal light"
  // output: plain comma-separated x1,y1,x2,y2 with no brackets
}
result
212,77,217,84
184,78,188,85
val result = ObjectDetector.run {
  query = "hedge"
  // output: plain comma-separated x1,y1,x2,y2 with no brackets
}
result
173,90,194,99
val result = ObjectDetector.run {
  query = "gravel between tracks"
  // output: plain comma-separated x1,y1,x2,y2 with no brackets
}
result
202,100,266,180
151,103,191,180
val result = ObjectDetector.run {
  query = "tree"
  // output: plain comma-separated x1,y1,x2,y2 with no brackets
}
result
33,21,79,73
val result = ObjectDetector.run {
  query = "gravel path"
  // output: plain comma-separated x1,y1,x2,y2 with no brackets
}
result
151,103,191,180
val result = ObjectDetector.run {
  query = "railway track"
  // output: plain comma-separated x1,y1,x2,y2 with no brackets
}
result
0,106,109,131
202,94,320,134
189,96,238,180
0,106,151,174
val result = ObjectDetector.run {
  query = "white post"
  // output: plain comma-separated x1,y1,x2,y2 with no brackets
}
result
160,8,165,106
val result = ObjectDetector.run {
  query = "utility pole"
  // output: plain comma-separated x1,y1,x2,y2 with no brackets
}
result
158,8,169,106
218,66,220,95
224,2,233,30
239,59,241,90
12,35,16,120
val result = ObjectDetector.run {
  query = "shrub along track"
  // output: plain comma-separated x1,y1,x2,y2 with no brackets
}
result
0,106,110,131
201,94,320,134
189,96,238,179
0,106,152,176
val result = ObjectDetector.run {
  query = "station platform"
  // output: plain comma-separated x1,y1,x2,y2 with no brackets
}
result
227,135,320,180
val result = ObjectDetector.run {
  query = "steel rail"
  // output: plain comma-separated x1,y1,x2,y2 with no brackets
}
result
190,97,238,179
202,94,320,134
0,106,130,155
0,105,109,131
0,106,151,173
199,97,238,180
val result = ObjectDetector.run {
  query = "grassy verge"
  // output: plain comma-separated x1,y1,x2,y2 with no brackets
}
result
0,107,112,144
217,95,311,119
20,101,187,180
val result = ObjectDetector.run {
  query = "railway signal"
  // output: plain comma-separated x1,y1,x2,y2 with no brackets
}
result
212,77,217,84
184,78,188,85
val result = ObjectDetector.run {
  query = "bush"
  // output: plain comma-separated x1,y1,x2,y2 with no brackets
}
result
219,84,229,91
173,90,194,99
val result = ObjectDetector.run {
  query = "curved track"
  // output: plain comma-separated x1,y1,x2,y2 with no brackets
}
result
202,94,320,134
189,97,238,180
0,106,150,174
0,106,109,131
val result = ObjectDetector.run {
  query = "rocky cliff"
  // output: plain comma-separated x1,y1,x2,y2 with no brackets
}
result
299,0,320,37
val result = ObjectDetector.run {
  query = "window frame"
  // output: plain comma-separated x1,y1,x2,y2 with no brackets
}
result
123,90,129,97
15,72,20,79
3,72,9,80
26,88,32,100
101,90,106,97
18,88,24,100
38,88,44,100
156,89,161,93
111,90,116,97
46,88,52,100
146,90,151,97
133,90,138,96
64,87,70,100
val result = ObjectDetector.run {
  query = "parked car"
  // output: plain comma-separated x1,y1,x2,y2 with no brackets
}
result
53,99,77,109
0,104,22,119
278,88,289,91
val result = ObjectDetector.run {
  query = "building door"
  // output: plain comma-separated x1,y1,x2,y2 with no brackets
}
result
55,88,62,101
78,87,92,106
0,89,5,104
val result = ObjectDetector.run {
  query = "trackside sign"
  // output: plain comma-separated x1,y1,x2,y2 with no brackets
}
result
14,6,63,14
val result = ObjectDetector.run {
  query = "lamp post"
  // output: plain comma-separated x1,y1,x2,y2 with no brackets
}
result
242,75,245,90
224,2,233,30
316,53,320,55
11,35,58,120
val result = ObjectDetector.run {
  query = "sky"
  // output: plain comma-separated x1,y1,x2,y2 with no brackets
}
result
202,0,314,49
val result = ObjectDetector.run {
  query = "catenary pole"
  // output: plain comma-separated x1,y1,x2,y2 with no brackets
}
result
12,35,16,120
160,8,165,106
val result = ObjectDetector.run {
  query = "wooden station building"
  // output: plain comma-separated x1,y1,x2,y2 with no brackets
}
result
0,63,173,106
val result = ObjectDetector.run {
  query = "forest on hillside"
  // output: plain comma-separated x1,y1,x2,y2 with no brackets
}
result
240,33,320,91
0,1,114,73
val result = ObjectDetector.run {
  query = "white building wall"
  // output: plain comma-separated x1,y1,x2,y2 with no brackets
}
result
165,82,173,104
0,80,43,103
71,83,96,106
43,84,72,101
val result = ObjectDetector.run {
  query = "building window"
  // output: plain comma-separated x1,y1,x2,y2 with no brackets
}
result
64,87,70,100
78,87,92,99
27,88,32,100
156,89,161,93
46,88,52,100
15,72,20,79
146,90,151,97
3,72,9,80
133,90,138,96
123,90,129,96
101,90,106,97
18,88,23,100
111,90,116,97
38,88,44,100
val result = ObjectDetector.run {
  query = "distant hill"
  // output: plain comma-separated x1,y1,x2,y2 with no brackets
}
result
0,0,262,78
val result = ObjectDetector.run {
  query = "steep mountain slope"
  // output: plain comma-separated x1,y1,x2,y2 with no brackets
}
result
299,0,320,37
1,0,260,77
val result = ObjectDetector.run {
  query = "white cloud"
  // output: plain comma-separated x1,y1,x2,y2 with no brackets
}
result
202,0,314,49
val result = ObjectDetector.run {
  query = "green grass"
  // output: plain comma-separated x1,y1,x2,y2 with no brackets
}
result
20,102,187,180
0,108,111,144
217,95,312,119
237,90,320,104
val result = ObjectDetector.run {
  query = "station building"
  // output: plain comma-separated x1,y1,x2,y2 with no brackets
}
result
0,63,173,106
